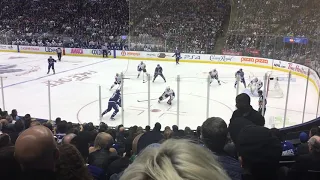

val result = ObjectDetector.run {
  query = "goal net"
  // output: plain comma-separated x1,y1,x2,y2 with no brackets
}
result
266,74,284,98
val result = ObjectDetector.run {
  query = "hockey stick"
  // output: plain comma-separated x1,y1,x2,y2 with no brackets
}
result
220,80,227,84
137,98,158,102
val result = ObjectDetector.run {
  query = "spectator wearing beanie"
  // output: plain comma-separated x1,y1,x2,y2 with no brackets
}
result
237,125,282,180
287,135,320,180
230,93,265,127
297,132,309,156
201,117,242,180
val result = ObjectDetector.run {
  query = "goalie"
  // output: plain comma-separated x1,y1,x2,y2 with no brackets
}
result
248,77,263,94
158,86,175,105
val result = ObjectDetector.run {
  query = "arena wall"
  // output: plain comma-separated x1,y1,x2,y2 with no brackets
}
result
1,44,319,93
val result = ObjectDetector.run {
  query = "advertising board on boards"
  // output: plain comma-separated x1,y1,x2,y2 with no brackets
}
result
241,57,269,64
70,48,83,54
121,51,140,56
209,55,233,62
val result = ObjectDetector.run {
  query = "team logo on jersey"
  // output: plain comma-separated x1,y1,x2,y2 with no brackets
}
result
0,65,24,74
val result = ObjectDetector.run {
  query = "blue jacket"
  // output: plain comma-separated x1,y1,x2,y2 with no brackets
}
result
214,152,243,180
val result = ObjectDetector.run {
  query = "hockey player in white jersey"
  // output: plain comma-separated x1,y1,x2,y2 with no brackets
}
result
209,69,221,85
110,73,121,90
137,61,147,78
248,77,263,94
158,86,175,105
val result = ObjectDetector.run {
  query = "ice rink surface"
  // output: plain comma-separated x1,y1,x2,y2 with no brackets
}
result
0,52,318,129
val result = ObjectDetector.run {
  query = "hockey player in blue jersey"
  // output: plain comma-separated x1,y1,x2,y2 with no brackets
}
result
47,56,56,74
153,64,166,82
234,68,246,88
101,89,121,120
172,49,181,64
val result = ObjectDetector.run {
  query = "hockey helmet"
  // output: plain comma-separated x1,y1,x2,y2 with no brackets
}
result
239,68,243,71
254,77,258,81
157,64,160,67
213,69,217,72
140,61,143,64
258,90,263,95
49,56,52,58
116,73,119,76
166,86,170,92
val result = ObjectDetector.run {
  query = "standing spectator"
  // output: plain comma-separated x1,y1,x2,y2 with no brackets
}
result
202,117,242,180
230,93,265,127
15,126,59,180
237,125,282,180
56,144,92,180
287,135,320,180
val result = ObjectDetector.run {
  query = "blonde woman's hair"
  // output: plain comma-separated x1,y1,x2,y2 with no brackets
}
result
120,139,230,180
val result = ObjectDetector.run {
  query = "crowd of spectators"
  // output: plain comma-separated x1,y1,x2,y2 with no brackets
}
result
225,0,320,71
129,0,230,53
0,0,128,49
1,93,320,180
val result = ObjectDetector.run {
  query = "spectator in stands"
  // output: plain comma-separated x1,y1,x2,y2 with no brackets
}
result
237,125,282,180
43,122,53,132
145,125,150,132
230,93,265,127
15,125,59,180
56,121,68,143
297,132,309,156
62,133,77,145
88,132,117,171
184,126,193,137
30,120,41,127
98,122,108,133
287,135,320,179
23,114,31,129
309,126,320,137
10,109,19,121
153,122,161,132
8,120,24,144
120,139,230,180
0,133,11,148
0,146,21,180
201,117,242,180
163,129,173,140
270,128,296,156
56,144,92,180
